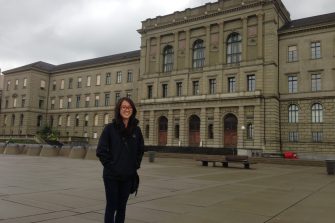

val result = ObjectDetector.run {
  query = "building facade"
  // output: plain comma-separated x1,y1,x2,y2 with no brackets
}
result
1,0,335,153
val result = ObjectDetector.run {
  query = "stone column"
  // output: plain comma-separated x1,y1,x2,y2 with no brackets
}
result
213,107,220,147
205,25,210,66
242,16,248,62
179,109,186,146
173,31,179,71
257,13,264,59
200,108,206,147
218,22,224,65
237,106,245,149
184,29,190,69
149,110,155,145
155,36,161,73
167,110,173,146
145,38,150,74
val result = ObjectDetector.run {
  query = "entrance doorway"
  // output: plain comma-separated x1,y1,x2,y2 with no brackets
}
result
158,116,168,145
223,114,237,148
189,115,200,146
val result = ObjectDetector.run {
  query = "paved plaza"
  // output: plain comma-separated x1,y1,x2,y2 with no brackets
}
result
0,154,334,223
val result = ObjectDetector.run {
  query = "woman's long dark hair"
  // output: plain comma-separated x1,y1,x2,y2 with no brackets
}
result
113,97,138,135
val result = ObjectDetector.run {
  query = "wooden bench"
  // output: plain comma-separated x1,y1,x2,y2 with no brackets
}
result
196,155,255,169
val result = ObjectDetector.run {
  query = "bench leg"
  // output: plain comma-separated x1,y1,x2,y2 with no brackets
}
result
222,162,228,168
202,161,208,166
244,163,250,169
213,162,216,167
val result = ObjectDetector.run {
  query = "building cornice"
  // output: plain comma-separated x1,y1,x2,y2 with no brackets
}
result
138,0,290,34
278,23,335,37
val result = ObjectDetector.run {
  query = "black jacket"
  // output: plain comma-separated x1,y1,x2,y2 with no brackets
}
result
96,120,144,180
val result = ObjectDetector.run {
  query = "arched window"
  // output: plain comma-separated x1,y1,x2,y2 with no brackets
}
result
49,116,53,127
193,39,205,68
312,103,323,123
66,115,71,127
37,115,42,127
58,116,62,126
75,114,80,127
20,114,24,126
94,114,99,126
227,33,242,64
288,104,299,123
104,114,109,125
11,114,15,126
163,45,173,72
247,123,254,139
84,114,89,127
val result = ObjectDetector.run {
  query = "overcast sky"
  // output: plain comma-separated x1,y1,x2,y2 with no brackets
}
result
1,0,334,72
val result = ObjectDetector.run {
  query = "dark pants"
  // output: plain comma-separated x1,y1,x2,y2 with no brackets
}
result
103,177,132,223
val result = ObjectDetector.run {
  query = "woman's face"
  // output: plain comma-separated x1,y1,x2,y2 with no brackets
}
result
120,100,133,120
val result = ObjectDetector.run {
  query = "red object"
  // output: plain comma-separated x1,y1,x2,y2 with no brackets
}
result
283,151,298,159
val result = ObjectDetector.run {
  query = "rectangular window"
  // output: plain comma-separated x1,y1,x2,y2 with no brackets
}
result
51,98,55,109
127,70,133,82
5,99,8,108
116,71,122,83
192,81,199,95
247,75,255,92
311,74,321,92
6,81,10,91
87,76,91,87
59,98,63,109
21,96,26,108
75,95,80,108
208,124,214,139
85,96,90,107
68,78,73,89
311,41,321,59
40,80,46,90
67,97,72,109
176,82,182,97
209,79,216,94
289,132,299,142
77,77,82,88
39,99,44,109
58,116,62,126
95,95,99,107
288,45,298,62
105,93,110,106
288,76,298,93
23,78,27,88
126,92,132,99
228,77,236,93
105,73,111,85
174,124,180,139
115,92,120,103
15,79,19,90
147,85,153,99
52,80,56,90
13,98,17,108
162,84,168,98
60,79,65,89
312,132,322,142
96,74,101,86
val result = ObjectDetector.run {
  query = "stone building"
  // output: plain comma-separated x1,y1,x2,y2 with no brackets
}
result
1,0,335,153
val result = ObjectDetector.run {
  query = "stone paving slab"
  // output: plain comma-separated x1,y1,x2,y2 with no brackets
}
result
0,154,335,223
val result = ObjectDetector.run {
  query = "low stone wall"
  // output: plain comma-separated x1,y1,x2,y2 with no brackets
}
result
59,145,72,157
84,145,98,160
4,144,27,155
69,146,87,159
0,143,6,154
27,144,43,156
40,145,60,157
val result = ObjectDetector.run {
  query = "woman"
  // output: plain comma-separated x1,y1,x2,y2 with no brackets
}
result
96,97,144,223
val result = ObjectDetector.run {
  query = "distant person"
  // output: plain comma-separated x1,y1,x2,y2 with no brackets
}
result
97,97,144,223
